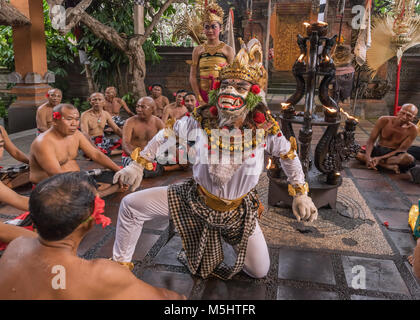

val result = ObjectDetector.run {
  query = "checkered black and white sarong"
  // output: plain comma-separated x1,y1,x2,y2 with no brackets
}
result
168,178,260,280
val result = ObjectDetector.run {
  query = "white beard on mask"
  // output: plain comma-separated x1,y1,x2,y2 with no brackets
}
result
208,157,242,188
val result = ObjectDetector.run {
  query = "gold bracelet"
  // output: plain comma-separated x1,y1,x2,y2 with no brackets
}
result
130,147,154,171
288,182,309,196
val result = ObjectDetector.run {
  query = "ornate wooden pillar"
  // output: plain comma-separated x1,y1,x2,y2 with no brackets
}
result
8,0,53,133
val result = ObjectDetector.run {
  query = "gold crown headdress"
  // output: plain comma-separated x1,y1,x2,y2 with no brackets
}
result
203,1,224,25
219,38,268,89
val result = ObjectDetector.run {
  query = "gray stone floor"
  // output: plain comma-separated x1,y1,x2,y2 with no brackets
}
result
0,119,420,300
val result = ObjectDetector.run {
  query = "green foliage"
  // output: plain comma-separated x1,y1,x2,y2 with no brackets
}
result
373,0,420,15
0,99,8,119
122,92,137,109
0,26,14,71
208,89,218,106
245,92,262,111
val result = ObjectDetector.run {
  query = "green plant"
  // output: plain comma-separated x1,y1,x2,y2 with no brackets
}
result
122,92,136,109
0,100,8,119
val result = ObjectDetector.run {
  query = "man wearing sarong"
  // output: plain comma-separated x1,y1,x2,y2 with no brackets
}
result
112,39,318,279
81,93,123,156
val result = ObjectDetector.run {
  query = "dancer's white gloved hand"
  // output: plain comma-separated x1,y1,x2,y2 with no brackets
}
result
113,161,144,191
292,194,318,222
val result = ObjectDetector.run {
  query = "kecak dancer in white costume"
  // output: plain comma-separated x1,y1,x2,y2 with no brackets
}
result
112,37,318,280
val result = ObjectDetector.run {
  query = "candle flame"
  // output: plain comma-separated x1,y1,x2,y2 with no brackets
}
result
323,106,337,113
303,22,310,27
298,54,305,62
266,158,272,170
281,102,291,110
325,55,330,62
340,108,359,122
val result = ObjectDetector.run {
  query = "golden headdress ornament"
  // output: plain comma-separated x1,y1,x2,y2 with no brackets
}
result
218,38,268,89
203,1,224,25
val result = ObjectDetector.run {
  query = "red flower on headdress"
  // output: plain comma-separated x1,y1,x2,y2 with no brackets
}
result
173,92,177,97
251,84,261,94
253,111,266,124
46,93,50,98
148,86,153,91
91,196,111,228
53,112,61,120
209,106,218,116
213,81,221,90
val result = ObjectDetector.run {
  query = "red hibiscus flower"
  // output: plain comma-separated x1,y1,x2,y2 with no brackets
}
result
45,93,50,98
53,112,61,120
251,85,261,94
253,111,266,124
148,86,153,91
213,81,221,90
209,106,218,117
91,196,111,228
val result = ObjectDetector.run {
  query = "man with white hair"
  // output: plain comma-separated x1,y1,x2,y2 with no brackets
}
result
112,39,317,280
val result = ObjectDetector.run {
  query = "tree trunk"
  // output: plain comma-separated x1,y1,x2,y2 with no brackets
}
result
128,37,147,98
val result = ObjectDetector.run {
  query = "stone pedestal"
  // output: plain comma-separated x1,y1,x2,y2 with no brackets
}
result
8,0,53,133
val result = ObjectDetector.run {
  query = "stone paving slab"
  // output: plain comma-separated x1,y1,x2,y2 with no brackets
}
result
341,256,410,296
276,285,339,300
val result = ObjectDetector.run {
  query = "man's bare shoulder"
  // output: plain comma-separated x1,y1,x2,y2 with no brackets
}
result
152,115,165,127
81,108,93,118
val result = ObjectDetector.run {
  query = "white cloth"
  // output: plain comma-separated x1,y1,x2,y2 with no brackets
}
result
113,186,270,278
140,115,306,200
354,0,372,66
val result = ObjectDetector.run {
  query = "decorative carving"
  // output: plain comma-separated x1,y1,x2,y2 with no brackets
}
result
44,71,56,83
357,80,391,99
274,14,308,71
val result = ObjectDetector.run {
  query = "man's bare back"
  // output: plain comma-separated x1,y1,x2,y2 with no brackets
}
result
0,237,181,299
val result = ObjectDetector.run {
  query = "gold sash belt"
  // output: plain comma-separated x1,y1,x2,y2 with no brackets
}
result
197,184,247,212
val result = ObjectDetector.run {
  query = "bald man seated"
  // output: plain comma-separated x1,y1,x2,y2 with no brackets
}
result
81,93,123,156
104,86,134,130
0,172,185,300
356,103,418,173
122,97,187,177
29,103,124,197
36,88,63,135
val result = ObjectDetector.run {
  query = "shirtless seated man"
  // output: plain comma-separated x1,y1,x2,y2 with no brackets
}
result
356,103,418,173
149,83,170,119
36,88,62,135
161,89,188,124
81,92,123,156
0,172,185,300
122,97,184,177
0,125,30,189
30,103,123,197
104,86,134,130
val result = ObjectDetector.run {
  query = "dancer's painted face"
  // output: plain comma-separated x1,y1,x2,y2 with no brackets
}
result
217,79,251,114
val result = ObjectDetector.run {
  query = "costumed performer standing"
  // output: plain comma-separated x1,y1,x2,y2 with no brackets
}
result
111,38,318,280
189,1,235,105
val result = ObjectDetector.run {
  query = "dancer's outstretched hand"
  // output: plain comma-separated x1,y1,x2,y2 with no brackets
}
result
292,194,318,222
113,161,144,191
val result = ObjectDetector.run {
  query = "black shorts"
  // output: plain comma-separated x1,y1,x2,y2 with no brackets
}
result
371,145,415,173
